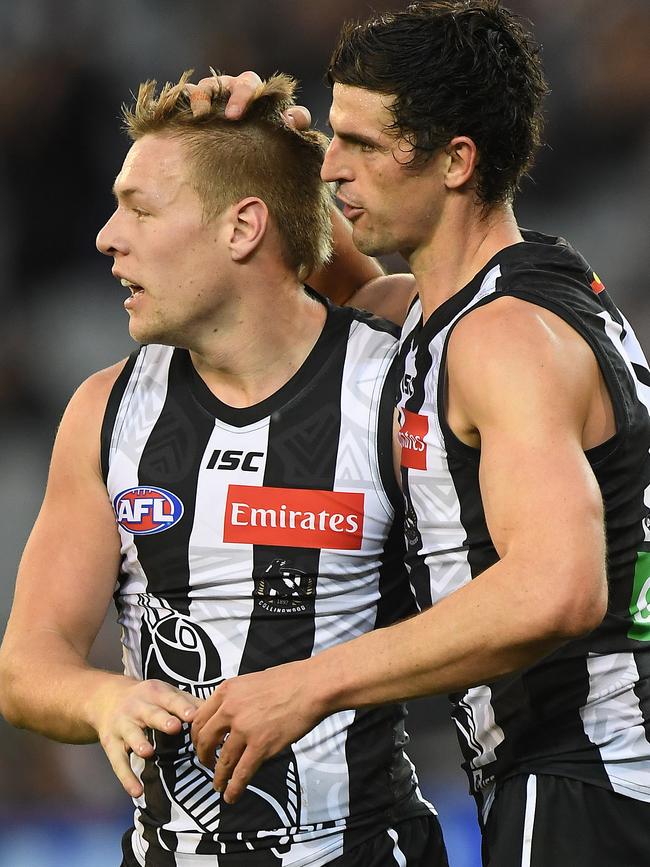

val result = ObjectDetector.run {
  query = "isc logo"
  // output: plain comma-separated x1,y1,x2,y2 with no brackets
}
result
206,450,264,472
113,486,184,535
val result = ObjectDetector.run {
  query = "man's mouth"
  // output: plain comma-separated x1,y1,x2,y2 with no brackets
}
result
340,202,364,221
120,278,144,297
337,194,364,222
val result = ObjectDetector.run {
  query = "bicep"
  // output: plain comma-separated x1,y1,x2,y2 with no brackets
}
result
447,301,607,627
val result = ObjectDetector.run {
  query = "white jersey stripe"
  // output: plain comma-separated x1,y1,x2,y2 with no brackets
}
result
387,826,408,867
581,652,650,801
521,774,537,867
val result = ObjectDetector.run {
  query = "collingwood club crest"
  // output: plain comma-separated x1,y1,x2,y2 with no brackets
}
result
254,558,316,614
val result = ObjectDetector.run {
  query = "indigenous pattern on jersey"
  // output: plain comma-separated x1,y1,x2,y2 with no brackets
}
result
397,230,650,818
102,295,434,866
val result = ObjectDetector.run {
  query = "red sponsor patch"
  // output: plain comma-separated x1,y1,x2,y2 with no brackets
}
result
590,271,605,294
399,409,428,470
224,485,364,549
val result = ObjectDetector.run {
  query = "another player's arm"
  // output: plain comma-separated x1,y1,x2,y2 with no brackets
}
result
0,363,200,796
190,70,415,323
192,296,608,801
307,204,416,320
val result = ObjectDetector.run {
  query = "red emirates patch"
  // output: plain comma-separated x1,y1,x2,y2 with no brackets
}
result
224,485,364,549
399,409,428,470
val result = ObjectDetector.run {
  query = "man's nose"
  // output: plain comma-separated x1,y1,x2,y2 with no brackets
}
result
96,211,125,256
321,138,349,184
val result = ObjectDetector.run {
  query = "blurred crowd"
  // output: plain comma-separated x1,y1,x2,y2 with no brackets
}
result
0,0,648,863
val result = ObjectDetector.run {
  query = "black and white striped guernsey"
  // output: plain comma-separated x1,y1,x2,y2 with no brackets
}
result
397,230,650,819
101,293,435,866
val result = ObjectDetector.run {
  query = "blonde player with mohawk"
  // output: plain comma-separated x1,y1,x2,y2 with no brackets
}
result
0,72,444,866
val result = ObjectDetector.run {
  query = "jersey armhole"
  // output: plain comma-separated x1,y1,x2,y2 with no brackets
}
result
436,291,629,465
100,348,141,483
378,353,404,512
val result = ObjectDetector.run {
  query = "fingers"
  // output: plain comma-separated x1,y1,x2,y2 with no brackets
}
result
96,679,202,796
283,105,312,130
185,83,213,118
157,682,202,724
192,713,229,769
219,744,264,805
192,70,263,119
102,729,151,798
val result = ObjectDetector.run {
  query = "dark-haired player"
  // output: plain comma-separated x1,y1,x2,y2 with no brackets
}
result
190,4,650,864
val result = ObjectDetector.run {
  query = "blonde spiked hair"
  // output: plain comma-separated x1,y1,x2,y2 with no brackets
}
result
122,71,332,279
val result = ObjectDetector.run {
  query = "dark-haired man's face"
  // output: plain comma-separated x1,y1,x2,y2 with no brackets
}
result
322,83,448,261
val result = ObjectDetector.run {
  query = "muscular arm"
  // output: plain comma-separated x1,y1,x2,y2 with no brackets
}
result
0,363,200,794
192,296,608,801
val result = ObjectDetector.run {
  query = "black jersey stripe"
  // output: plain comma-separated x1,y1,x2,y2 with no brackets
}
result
239,316,349,673
134,349,216,613
377,355,402,512
633,362,650,389
101,348,140,483
404,332,433,415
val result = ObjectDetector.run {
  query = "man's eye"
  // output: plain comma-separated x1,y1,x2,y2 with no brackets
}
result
133,208,149,218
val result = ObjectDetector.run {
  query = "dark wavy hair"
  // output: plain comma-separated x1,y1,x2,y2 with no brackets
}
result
328,1,548,205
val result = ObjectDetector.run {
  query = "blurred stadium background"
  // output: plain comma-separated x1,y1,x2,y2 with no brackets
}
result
0,1,648,864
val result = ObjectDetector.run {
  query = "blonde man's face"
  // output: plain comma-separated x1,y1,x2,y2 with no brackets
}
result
96,133,232,348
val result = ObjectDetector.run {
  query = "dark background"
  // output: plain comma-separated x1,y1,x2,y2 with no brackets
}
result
0,1,648,864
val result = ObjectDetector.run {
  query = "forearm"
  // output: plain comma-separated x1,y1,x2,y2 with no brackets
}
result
309,561,586,715
0,632,133,744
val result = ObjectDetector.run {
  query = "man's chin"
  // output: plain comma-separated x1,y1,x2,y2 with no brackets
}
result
352,228,399,259
128,322,172,347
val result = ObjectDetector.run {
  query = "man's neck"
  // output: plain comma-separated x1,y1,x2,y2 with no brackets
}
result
189,282,327,408
408,202,523,322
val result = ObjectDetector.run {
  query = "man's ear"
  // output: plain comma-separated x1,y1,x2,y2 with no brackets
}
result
228,197,269,261
443,136,478,190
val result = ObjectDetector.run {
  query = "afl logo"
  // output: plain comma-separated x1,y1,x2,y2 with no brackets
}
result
113,486,184,535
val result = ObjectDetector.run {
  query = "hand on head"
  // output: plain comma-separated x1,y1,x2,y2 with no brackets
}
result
186,70,312,130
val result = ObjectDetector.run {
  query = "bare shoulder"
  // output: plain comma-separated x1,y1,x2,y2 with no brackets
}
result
448,294,595,382
347,273,416,325
54,358,131,476
71,358,129,410
447,295,596,435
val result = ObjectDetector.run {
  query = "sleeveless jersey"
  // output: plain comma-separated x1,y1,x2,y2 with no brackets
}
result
397,230,650,818
101,296,434,866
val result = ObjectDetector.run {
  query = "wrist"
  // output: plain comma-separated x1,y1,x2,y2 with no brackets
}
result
82,670,136,734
